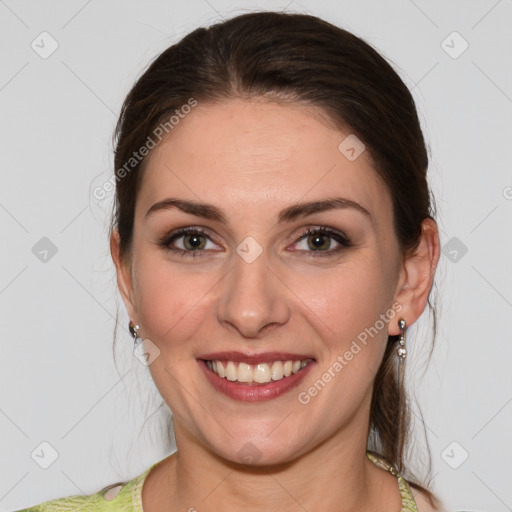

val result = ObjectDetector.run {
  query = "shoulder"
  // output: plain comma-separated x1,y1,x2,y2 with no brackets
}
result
12,486,127,511
13,493,115,511
13,470,149,512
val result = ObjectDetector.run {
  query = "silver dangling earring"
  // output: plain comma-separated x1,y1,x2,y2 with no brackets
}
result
129,320,142,347
397,318,407,360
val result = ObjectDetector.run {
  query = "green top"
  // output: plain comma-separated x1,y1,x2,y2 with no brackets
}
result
15,451,419,511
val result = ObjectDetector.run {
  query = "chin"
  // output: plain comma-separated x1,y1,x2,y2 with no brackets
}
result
206,431,312,469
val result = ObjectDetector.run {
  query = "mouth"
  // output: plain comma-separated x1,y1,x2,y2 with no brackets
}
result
197,352,316,402
203,358,313,384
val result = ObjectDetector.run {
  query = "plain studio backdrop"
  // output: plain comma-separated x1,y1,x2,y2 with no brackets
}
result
0,1,511,510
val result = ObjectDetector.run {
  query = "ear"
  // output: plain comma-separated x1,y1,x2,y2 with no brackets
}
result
388,218,440,336
110,229,137,321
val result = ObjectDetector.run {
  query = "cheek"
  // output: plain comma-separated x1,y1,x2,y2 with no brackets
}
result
294,256,395,388
130,255,222,421
293,268,394,424
131,254,220,357
299,256,392,336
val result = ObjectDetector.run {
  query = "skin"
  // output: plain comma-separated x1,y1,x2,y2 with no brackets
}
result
111,98,440,512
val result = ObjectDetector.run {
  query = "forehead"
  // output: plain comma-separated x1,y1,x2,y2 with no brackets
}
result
136,98,392,227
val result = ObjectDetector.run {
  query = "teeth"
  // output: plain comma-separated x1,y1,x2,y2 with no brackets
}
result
207,359,312,384
270,361,283,380
254,363,271,383
225,361,237,381
237,363,253,383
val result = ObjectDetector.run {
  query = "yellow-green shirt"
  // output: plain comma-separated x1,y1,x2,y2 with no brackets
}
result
15,452,419,511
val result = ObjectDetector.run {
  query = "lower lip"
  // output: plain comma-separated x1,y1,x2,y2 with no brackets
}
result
198,359,315,402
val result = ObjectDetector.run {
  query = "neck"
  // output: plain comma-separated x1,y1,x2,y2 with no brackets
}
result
146,421,401,512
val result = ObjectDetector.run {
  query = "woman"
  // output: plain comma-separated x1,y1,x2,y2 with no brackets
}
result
18,10,444,512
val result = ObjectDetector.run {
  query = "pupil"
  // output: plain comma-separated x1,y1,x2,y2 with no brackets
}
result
185,234,204,250
309,234,329,250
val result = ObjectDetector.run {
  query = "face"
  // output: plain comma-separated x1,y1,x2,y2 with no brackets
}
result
116,98,409,465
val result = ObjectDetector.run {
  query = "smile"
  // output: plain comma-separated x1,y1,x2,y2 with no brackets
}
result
205,359,313,384
198,352,316,402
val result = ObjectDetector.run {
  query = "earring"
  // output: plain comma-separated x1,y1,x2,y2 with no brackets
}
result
129,320,142,347
397,318,407,360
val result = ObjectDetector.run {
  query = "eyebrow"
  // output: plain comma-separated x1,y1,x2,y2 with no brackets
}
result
144,197,372,224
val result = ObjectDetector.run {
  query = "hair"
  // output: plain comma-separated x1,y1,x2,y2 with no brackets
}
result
109,10,440,507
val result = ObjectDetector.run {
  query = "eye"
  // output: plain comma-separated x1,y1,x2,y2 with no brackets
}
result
290,227,351,255
157,227,220,257
157,226,351,258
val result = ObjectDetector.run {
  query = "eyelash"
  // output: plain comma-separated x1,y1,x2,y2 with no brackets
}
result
157,226,352,258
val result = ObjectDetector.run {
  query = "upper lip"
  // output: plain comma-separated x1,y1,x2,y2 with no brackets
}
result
198,351,316,364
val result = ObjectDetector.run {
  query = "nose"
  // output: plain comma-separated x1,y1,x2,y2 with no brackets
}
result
217,248,291,339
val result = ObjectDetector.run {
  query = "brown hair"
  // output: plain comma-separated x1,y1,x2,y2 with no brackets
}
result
110,10,440,507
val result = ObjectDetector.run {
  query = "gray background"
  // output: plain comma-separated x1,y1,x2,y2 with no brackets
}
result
1,0,511,510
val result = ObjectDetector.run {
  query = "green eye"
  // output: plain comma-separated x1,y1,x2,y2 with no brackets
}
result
306,233,333,251
158,226,351,259
292,227,351,255
159,227,218,257
182,233,207,250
